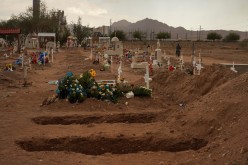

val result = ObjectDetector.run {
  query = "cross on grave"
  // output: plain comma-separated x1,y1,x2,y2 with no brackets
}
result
192,56,196,75
196,63,204,75
230,61,237,73
167,57,171,67
144,65,152,89
179,54,184,71
157,39,160,49
51,49,54,63
117,61,122,83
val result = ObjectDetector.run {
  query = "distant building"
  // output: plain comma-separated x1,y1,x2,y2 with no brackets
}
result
93,26,110,37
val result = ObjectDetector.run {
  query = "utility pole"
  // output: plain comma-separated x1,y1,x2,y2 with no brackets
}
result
246,25,248,39
190,27,193,40
109,19,112,36
197,30,199,41
199,25,202,41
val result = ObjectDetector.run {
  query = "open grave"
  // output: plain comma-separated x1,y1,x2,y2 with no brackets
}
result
16,136,208,155
32,112,159,125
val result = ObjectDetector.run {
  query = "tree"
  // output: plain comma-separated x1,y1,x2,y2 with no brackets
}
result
0,1,70,44
223,32,240,42
207,32,222,41
72,17,92,44
110,30,126,41
156,32,171,40
133,30,143,40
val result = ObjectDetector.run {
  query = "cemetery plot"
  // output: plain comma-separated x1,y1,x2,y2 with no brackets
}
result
32,112,159,125
16,136,208,155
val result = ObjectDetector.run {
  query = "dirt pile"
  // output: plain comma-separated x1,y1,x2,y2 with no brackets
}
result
162,72,248,164
151,64,236,103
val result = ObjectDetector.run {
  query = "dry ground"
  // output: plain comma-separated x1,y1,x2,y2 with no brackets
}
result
0,41,248,165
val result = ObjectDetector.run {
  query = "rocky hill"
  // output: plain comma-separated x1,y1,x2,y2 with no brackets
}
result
111,18,247,40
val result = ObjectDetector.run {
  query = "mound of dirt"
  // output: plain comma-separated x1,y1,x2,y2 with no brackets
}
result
161,72,248,164
151,64,236,103
0,72,20,84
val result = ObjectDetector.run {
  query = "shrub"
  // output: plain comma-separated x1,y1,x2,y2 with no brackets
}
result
223,32,240,42
207,32,222,41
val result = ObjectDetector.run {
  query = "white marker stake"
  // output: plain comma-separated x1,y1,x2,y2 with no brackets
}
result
193,56,196,75
51,49,54,63
167,57,171,67
117,61,122,83
90,48,93,60
145,65,150,89
180,54,184,71
22,54,24,69
44,52,46,65
29,58,32,70
111,56,113,73
230,61,237,73
24,65,28,84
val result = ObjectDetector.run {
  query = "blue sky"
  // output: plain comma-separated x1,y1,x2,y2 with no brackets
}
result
0,0,247,31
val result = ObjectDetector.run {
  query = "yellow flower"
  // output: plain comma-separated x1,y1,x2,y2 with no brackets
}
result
89,69,96,77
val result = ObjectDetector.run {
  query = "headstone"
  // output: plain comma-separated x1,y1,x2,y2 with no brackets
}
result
155,49,162,63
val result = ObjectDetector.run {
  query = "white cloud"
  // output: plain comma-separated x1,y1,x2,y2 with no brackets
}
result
67,7,85,15
87,8,108,16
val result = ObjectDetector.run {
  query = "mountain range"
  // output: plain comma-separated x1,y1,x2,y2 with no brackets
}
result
111,18,247,40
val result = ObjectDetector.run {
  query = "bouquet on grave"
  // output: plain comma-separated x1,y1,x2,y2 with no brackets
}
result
89,84,122,103
56,72,87,103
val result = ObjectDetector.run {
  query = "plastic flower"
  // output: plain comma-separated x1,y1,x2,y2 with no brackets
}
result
89,69,96,77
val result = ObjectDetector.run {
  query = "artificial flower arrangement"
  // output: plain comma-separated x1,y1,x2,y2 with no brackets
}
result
56,69,151,104
5,63,15,71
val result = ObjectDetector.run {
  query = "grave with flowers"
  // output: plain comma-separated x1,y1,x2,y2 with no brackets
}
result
56,69,152,104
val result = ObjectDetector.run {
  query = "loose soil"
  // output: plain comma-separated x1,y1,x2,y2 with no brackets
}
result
0,41,248,165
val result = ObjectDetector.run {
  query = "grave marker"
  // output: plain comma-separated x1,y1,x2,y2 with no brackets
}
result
51,49,54,63
144,65,152,89
230,61,237,73
179,54,184,71
117,61,122,83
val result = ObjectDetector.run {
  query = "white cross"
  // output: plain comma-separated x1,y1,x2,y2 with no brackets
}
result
230,61,237,73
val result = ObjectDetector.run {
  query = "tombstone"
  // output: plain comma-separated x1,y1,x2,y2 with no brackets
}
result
155,49,162,63
24,33,39,49
46,42,56,52
130,52,148,69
